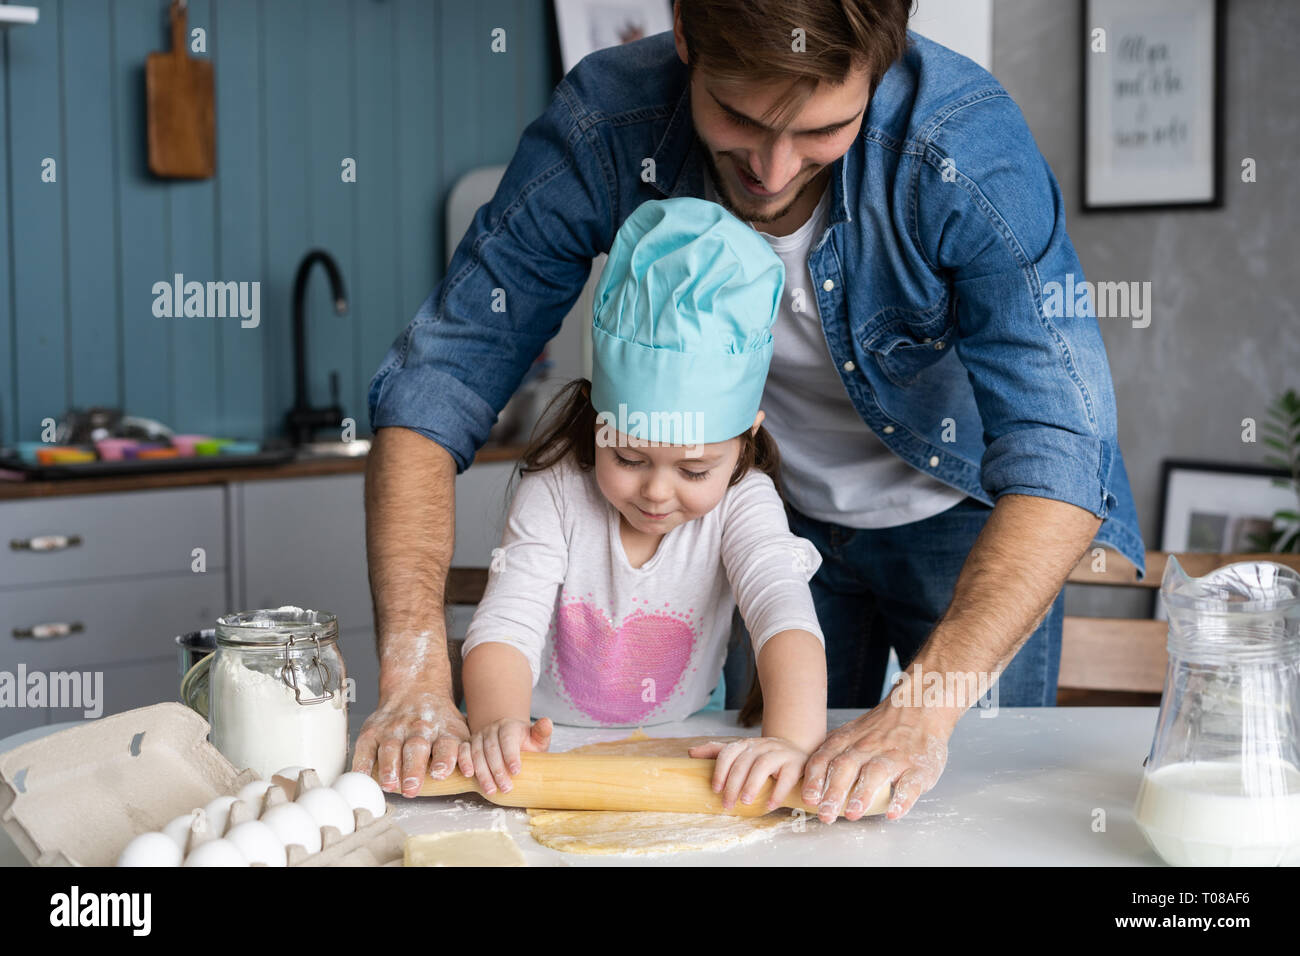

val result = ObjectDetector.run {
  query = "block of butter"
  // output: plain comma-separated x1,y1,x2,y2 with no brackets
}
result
403,830,527,867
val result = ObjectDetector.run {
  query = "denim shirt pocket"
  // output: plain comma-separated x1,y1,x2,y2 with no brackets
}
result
858,304,957,388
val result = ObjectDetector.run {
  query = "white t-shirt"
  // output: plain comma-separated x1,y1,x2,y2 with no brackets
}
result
704,177,967,529
461,454,824,727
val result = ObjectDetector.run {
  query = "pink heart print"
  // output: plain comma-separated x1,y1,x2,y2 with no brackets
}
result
551,598,697,724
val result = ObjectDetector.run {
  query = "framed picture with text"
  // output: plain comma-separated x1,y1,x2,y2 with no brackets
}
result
553,0,673,74
1081,0,1224,211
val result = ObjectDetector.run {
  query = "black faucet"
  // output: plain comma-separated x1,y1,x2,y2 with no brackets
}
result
286,249,349,446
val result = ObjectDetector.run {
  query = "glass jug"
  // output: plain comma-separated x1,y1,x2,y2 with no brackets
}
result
1135,557,1300,866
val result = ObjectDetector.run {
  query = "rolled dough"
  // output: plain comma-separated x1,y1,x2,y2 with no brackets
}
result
526,731,811,855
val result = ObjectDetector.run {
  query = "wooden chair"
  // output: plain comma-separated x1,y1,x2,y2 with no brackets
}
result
1060,550,1300,705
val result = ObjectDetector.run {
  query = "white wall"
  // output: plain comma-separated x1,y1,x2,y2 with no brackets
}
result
910,0,994,70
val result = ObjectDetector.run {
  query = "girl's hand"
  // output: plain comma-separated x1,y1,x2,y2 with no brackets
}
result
687,737,808,812
457,717,553,796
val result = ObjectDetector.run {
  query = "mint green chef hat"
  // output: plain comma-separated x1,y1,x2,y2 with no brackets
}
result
590,197,784,446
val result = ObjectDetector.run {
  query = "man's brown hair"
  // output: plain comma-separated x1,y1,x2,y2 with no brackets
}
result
677,0,914,130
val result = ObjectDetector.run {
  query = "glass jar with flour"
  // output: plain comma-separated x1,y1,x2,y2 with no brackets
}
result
208,607,349,785
1136,558,1300,866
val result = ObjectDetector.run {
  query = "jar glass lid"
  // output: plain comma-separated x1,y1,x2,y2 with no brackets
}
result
215,606,338,646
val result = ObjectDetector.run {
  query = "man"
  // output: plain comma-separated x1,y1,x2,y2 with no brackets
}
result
356,0,1145,824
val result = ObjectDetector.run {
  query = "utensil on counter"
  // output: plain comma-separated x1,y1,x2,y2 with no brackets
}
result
55,407,173,445
418,752,888,818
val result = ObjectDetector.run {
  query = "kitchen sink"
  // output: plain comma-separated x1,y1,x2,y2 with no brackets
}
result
293,439,371,459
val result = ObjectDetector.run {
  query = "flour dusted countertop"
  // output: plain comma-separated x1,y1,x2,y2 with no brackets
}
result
0,707,1165,867
384,707,1164,867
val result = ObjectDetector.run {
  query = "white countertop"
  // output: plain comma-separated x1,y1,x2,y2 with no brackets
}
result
385,706,1164,866
0,707,1165,866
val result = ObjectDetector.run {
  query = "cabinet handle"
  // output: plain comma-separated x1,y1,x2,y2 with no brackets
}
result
9,534,83,552
12,621,85,640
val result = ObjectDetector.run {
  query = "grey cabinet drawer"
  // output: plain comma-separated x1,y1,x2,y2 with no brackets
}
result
451,461,516,567
0,693,48,738
1,573,227,671
339,629,379,741
46,656,180,724
238,476,372,632
0,487,226,587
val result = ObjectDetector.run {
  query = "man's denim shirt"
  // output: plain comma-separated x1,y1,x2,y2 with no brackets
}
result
368,30,1147,579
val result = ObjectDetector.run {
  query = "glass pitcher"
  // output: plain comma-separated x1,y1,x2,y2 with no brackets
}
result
1135,557,1300,866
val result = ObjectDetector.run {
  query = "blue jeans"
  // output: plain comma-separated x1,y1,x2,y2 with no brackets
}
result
723,496,1065,709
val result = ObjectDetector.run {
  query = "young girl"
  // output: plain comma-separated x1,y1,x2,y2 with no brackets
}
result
459,197,826,812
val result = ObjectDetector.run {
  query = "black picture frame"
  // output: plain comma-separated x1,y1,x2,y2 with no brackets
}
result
1080,0,1225,213
1152,458,1296,616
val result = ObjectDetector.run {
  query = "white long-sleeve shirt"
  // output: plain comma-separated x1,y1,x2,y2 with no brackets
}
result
461,454,825,727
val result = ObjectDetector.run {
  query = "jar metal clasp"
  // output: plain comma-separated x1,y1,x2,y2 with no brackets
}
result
279,632,334,705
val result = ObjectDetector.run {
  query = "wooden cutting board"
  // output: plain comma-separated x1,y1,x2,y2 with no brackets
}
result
146,0,214,179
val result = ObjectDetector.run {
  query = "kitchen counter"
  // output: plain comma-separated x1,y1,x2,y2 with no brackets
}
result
0,443,524,500
0,707,1164,866
381,706,1164,866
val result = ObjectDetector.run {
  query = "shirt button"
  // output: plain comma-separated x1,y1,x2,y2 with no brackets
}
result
822,279,834,292
929,455,940,467
922,337,932,344
842,360,855,372
934,341,946,350
883,425,895,434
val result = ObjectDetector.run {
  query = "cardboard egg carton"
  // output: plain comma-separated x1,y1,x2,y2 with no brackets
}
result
0,702,406,867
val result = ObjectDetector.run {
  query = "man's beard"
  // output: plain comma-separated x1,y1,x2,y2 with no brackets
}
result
700,140,819,224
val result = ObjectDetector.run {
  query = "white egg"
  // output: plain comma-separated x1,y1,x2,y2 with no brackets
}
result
236,779,277,805
296,786,355,836
331,772,386,821
260,803,322,855
203,795,239,835
162,811,199,850
117,832,183,867
225,820,287,867
183,838,248,867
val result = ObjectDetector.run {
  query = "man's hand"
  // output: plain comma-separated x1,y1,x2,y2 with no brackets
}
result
357,428,465,797
801,702,954,822
802,493,1101,822
352,685,469,797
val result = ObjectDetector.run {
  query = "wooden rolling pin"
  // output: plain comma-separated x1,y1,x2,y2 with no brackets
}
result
419,752,890,818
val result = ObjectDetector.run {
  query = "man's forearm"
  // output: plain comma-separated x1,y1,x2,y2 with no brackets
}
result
365,426,458,699
909,493,1102,717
